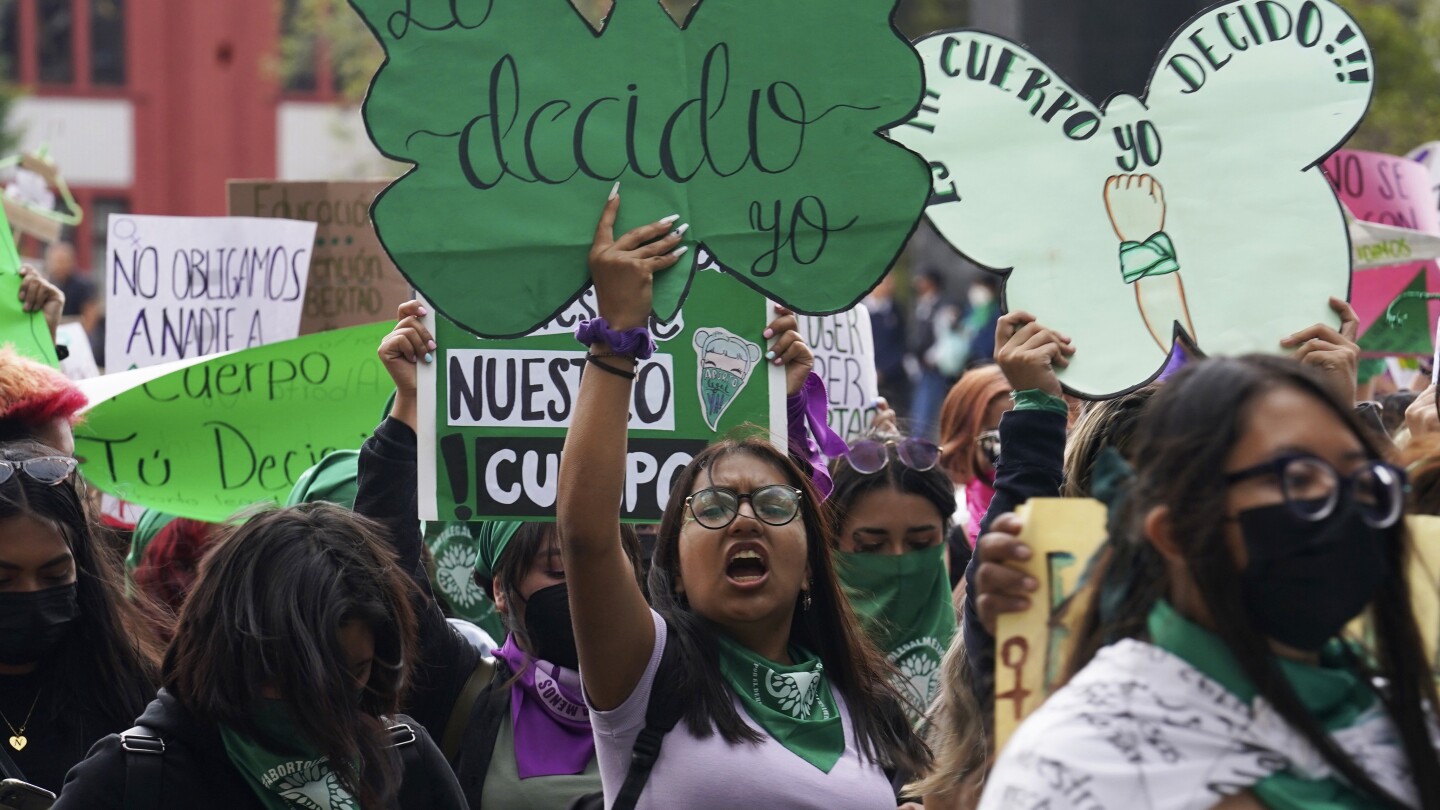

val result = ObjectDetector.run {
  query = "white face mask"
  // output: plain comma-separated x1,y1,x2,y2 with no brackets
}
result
968,286,995,308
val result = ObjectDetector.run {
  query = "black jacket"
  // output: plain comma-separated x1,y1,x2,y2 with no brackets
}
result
961,407,1067,712
52,689,465,809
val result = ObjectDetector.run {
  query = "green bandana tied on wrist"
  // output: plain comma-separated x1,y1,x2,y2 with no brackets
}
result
219,701,359,810
715,634,845,773
1118,231,1181,284
837,544,956,721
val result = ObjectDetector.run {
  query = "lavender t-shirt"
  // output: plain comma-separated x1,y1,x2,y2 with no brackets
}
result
588,610,897,810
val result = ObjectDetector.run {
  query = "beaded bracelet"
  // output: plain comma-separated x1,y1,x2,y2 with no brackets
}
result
575,317,656,360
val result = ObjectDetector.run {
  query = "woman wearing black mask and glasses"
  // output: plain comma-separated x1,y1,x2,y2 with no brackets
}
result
980,355,1440,809
0,442,162,795
357,302,646,809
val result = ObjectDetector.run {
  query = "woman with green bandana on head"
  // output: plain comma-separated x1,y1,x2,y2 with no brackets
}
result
979,355,1440,810
557,191,928,809
828,432,957,728
54,503,466,809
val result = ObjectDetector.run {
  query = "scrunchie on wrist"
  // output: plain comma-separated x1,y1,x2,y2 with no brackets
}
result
575,317,656,360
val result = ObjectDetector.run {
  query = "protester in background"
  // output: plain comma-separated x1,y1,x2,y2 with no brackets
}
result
43,242,99,340
1381,389,1419,437
0,441,161,794
124,509,174,572
360,301,641,808
981,355,1440,808
828,434,957,728
908,270,958,441
132,517,216,621
558,193,927,809
865,273,910,418
17,265,65,347
284,449,360,509
935,365,1011,586
56,504,466,808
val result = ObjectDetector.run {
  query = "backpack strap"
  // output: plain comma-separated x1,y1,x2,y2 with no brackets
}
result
454,658,511,804
120,724,165,810
441,655,495,762
607,624,688,810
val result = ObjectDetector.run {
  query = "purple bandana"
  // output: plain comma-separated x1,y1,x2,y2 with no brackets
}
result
787,372,850,499
493,636,596,779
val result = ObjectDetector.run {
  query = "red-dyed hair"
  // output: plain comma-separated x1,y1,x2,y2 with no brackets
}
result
0,347,86,428
938,364,1011,484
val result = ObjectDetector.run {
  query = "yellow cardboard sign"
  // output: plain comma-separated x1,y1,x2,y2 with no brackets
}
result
993,498,1108,751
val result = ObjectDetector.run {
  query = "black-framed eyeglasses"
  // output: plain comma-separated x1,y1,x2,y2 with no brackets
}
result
844,438,941,475
0,456,77,487
976,430,1001,465
1224,452,1406,529
685,485,803,530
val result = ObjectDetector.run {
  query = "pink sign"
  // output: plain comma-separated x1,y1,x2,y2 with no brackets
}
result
1324,149,1440,356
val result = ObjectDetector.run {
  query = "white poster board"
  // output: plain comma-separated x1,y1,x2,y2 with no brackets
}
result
104,215,317,370
798,308,879,440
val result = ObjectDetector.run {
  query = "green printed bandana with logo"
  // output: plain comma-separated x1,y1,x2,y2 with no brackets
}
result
218,701,359,810
424,521,506,641
715,633,845,773
838,544,956,720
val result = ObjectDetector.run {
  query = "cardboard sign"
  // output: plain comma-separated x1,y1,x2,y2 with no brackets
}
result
75,323,391,522
227,180,414,334
55,322,99,380
798,308,879,440
105,215,317,370
893,0,1374,398
994,498,1107,750
417,270,785,523
348,0,930,338
1324,149,1440,357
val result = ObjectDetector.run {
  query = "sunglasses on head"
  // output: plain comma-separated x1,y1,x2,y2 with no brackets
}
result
0,456,77,487
843,438,942,475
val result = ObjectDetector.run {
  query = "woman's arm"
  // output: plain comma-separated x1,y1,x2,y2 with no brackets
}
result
558,191,686,711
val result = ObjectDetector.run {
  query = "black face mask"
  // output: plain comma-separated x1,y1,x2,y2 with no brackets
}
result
0,583,79,666
523,583,579,670
1237,497,1388,652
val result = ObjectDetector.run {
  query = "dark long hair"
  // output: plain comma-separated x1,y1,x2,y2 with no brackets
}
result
0,441,162,728
648,438,930,775
164,504,419,809
1065,356,1440,808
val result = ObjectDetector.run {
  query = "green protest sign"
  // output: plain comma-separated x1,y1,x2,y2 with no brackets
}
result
0,205,59,367
75,323,392,522
348,0,929,338
418,266,784,522
892,0,1374,398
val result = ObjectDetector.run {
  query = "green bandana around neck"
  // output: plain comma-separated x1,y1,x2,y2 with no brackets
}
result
1147,600,1385,809
838,543,956,720
218,701,360,810
714,634,845,773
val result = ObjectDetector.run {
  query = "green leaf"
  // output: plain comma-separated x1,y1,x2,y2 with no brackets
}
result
348,0,929,337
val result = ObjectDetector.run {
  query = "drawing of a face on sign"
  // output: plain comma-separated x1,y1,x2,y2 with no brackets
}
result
694,328,762,431
892,0,1374,398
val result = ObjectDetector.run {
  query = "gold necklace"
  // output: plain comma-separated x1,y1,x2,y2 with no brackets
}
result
1,688,40,751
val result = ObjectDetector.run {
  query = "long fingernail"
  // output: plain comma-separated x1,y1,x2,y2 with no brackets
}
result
424,352,434,364
765,350,776,360
427,340,437,350
417,306,428,316
609,181,620,200
673,222,690,238
670,245,689,258
660,214,680,225
763,328,775,339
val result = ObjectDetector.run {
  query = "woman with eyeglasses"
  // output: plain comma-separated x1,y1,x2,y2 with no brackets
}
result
0,442,163,795
936,365,1012,584
556,193,928,809
978,355,1440,809
56,503,467,809
827,434,957,733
